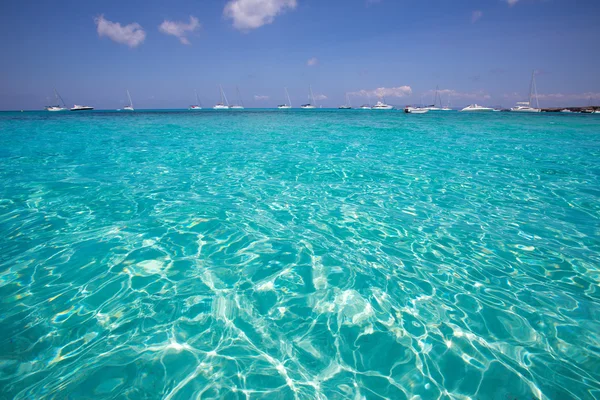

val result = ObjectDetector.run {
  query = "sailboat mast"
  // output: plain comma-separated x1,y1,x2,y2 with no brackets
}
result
219,85,230,106
532,71,539,109
127,90,133,107
310,85,316,106
236,86,244,107
55,88,66,107
528,70,534,106
285,87,291,107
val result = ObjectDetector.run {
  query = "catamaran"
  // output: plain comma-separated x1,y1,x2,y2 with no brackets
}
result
230,86,244,109
214,85,230,110
339,93,352,109
277,87,292,109
123,90,134,111
45,89,68,111
511,71,541,112
460,104,494,112
300,85,317,109
372,98,393,110
425,86,452,111
189,90,202,110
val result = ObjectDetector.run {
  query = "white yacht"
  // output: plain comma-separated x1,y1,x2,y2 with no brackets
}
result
189,90,202,110
339,93,352,109
70,104,94,111
45,89,68,111
372,99,393,110
560,109,572,113
230,86,244,109
511,71,541,112
277,87,292,109
214,85,230,109
404,106,429,114
594,110,600,114
123,90,134,111
460,104,494,112
300,85,317,109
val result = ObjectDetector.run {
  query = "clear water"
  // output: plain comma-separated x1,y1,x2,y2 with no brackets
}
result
1,110,599,399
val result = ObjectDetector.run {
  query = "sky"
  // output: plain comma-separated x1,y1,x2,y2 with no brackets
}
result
1,0,599,110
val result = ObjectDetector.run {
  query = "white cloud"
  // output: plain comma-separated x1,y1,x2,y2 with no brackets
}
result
349,86,413,99
95,15,146,48
314,94,327,101
472,10,483,23
307,57,318,67
425,88,491,100
506,0,519,5
224,0,297,31
254,95,270,100
159,16,200,45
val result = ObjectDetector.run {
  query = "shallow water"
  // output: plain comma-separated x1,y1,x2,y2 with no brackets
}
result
1,110,599,399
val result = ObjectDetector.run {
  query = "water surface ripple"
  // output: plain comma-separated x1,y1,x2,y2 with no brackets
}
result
1,110,599,399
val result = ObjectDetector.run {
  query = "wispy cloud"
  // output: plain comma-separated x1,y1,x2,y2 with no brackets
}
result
95,15,146,48
506,0,519,6
314,94,327,101
472,10,483,23
254,95,269,100
425,88,491,100
506,92,600,101
224,0,297,31
349,86,413,98
159,16,200,45
307,57,319,67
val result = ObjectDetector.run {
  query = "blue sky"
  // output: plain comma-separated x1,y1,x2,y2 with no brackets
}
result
1,0,599,110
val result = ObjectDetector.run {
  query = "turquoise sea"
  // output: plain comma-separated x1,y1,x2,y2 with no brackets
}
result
1,109,599,399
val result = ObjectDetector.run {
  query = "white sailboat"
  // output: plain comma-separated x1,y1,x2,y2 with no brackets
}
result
277,87,292,109
511,71,541,112
460,104,494,112
300,85,317,109
45,89,68,111
230,86,244,109
425,86,452,111
339,93,352,109
123,90,134,111
189,90,202,110
214,85,230,110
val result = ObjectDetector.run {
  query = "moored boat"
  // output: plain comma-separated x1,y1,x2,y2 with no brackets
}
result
511,71,541,112
70,104,94,111
404,106,429,114
300,85,317,109
460,104,494,112
278,87,292,109
189,90,202,110
123,90,134,111
214,85,230,109
45,89,68,111
371,100,393,110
